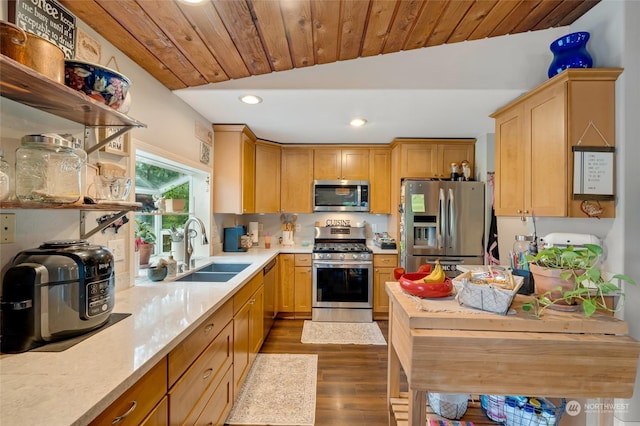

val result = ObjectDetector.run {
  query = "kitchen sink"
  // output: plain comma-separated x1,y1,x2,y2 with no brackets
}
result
198,263,251,273
176,272,238,282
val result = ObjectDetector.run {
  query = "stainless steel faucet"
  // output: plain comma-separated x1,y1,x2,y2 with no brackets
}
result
183,216,209,271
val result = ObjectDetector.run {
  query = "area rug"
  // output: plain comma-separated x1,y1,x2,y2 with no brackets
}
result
225,353,317,426
300,320,387,345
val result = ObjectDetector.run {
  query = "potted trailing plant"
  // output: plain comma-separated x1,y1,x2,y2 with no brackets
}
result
135,218,156,266
163,183,188,213
523,244,635,317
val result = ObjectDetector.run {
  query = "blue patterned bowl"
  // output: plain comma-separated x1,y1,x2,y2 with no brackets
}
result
64,60,131,110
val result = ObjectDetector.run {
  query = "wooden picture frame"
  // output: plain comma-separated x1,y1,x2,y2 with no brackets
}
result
572,145,615,201
98,128,130,156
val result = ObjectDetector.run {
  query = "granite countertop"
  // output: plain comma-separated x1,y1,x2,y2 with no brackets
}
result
0,242,395,425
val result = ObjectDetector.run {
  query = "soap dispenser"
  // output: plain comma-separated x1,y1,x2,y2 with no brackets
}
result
166,252,178,277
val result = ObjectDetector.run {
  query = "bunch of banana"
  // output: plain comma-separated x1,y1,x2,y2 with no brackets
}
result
419,260,445,283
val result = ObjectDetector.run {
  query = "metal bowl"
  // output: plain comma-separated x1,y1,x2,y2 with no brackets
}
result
64,60,131,110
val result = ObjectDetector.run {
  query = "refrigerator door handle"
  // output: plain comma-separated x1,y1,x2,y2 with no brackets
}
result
448,188,455,246
438,188,445,249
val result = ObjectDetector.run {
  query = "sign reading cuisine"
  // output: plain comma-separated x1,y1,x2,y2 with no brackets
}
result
9,0,76,59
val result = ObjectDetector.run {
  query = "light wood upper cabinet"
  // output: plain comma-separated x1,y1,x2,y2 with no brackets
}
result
255,140,281,213
213,124,255,214
392,139,475,180
369,148,391,214
491,68,622,218
314,148,369,180
281,147,314,213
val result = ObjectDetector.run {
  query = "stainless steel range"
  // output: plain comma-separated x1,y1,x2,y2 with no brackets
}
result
312,226,373,322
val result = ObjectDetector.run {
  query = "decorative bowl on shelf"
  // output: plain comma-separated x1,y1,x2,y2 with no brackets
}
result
64,60,131,110
399,273,453,298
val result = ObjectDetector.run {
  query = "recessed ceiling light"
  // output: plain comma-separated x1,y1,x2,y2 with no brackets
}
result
240,95,263,105
179,0,206,4
350,118,367,127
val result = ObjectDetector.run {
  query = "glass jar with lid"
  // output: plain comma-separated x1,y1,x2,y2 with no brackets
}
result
513,234,534,269
15,134,86,203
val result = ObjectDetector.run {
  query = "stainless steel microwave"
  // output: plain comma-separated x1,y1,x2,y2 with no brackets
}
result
313,180,370,212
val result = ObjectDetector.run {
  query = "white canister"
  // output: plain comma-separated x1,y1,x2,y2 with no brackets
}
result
171,241,184,261
282,230,294,246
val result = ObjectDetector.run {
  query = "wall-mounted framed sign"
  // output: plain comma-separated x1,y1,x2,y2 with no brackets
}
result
572,145,615,201
9,0,76,59
98,128,130,157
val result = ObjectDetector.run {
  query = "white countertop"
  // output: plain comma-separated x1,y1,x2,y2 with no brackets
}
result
0,250,278,426
0,243,395,425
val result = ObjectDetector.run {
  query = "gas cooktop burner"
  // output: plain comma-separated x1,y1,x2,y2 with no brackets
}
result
313,242,372,253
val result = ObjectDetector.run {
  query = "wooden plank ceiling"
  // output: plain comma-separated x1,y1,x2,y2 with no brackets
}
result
59,0,600,91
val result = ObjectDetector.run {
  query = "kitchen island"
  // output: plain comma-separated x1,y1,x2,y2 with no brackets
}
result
385,281,640,425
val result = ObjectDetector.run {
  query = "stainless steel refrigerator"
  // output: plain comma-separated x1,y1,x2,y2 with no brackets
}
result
400,179,485,277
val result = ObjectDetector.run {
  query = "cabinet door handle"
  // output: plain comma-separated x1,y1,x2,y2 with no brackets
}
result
516,209,522,214
112,401,137,424
202,368,214,379
249,299,255,305
204,323,215,334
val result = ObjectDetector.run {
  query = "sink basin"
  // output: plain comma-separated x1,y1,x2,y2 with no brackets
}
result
176,272,238,282
198,263,251,273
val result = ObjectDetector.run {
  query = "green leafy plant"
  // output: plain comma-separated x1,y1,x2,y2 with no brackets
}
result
522,244,635,317
163,182,189,199
135,218,156,246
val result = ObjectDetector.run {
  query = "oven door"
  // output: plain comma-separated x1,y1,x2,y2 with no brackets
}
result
312,260,373,308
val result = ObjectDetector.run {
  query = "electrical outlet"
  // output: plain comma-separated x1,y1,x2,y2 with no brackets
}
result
295,223,301,232
108,239,125,262
1,214,16,244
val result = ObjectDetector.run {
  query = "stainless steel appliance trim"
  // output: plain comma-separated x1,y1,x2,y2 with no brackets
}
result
312,307,373,322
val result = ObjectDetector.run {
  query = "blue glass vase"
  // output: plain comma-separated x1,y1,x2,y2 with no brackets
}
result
547,31,593,78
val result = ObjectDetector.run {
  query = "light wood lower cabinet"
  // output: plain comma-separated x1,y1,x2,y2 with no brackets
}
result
277,254,312,319
233,272,265,401
170,321,234,425
89,358,168,425
373,254,397,319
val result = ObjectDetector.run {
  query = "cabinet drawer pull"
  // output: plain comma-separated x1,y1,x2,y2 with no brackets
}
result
249,299,255,305
112,401,137,424
204,323,215,334
202,368,214,379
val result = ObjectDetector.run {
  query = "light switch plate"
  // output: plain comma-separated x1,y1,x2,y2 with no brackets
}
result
108,239,125,262
1,213,16,244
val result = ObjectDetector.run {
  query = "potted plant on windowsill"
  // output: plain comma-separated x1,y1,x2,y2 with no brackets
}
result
522,244,635,317
135,218,156,266
163,183,188,213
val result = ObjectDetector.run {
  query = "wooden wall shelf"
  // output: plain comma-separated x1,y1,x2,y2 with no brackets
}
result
0,55,145,128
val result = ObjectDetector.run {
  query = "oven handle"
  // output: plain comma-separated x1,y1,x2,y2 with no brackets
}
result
313,261,372,268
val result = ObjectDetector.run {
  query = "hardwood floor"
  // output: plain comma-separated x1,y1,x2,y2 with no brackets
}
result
259,319,391,426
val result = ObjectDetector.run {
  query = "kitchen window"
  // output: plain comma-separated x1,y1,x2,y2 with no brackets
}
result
135,149,208,256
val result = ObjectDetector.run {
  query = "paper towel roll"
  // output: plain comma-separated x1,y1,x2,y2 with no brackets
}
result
249,222,259,246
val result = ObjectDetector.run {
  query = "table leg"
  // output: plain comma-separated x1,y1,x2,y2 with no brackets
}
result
408,388,426,426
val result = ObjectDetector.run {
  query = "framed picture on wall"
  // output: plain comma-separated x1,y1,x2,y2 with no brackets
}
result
98,128,130,156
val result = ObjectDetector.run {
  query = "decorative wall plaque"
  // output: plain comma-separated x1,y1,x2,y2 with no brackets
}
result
9,0,77,59
572,146,615,201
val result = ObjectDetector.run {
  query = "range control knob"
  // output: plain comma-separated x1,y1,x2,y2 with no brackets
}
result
339,253,345,260
352,254,358,260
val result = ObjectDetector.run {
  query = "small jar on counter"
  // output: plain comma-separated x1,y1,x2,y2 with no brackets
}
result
15,134,86,203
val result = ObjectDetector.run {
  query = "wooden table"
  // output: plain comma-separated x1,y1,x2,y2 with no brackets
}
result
386,282,640,426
